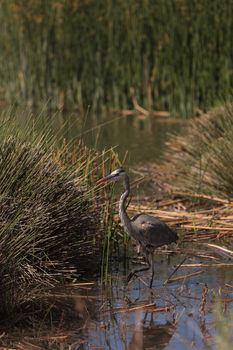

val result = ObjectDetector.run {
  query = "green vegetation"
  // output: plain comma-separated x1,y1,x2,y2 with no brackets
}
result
0,0,232,115
163,102,233,197
0,111,120,323
214,300,233,349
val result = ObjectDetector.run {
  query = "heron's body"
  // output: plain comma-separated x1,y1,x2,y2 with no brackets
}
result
130,213,177,249
100,168,178,287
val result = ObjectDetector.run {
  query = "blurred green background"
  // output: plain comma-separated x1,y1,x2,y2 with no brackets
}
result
1,0,232,116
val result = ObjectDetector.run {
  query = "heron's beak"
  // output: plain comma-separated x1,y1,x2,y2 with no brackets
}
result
97,174,114,184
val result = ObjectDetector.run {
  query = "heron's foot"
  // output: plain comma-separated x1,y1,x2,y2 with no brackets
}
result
150,289,156,299
149,274,154,289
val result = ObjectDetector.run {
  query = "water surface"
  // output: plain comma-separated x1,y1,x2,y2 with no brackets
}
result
37,109,183,165
6,252,233,349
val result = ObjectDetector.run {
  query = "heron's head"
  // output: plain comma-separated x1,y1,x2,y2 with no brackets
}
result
99,167,127,184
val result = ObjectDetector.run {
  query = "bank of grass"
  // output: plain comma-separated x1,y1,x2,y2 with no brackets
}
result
0,0,232,116
134,101,233,241
0,111,120,323
214,300,233,349
162,102,233,199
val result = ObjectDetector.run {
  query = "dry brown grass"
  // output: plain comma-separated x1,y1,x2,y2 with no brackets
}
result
160,103,233,198
0,112,121,324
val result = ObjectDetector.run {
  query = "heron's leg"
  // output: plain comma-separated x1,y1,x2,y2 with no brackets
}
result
149,253,155,289
131,244,146,263
127,255,151,284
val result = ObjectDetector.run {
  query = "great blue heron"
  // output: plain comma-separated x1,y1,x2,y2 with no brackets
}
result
100,167,178,287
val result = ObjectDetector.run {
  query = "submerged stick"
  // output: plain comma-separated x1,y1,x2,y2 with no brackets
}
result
204,243,233,259
166,270,204,284
163,257,187,285
174,263,233,268
105,303,175,314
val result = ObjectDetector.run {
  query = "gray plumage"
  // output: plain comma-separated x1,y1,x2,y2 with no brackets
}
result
130,213,178,248
100,167,178,287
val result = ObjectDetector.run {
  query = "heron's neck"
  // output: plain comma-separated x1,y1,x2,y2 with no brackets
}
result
119,175,132,235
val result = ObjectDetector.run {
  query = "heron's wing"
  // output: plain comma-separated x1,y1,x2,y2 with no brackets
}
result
132,214,178,247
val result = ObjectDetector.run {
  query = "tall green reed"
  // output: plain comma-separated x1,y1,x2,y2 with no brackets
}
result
0,0,232,116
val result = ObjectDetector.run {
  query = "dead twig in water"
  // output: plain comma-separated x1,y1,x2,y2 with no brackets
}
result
175,263,233,268
199,284,208,316
105,303,175,314
163,257,187,285
64,282,95,287
166,270,204,284
204,243,233,259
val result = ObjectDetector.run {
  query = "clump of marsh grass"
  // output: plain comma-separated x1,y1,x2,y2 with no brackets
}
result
0,137,100,319
163,102,233,198
0,112,120,323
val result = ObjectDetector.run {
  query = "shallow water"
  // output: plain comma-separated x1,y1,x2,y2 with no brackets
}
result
62,111,183,165
81,253,233,350
5,107,182,165
7,251,233,349
73,115,181,165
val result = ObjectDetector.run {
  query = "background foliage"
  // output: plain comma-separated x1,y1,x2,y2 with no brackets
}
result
163,102,233,197
0,0,232,115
